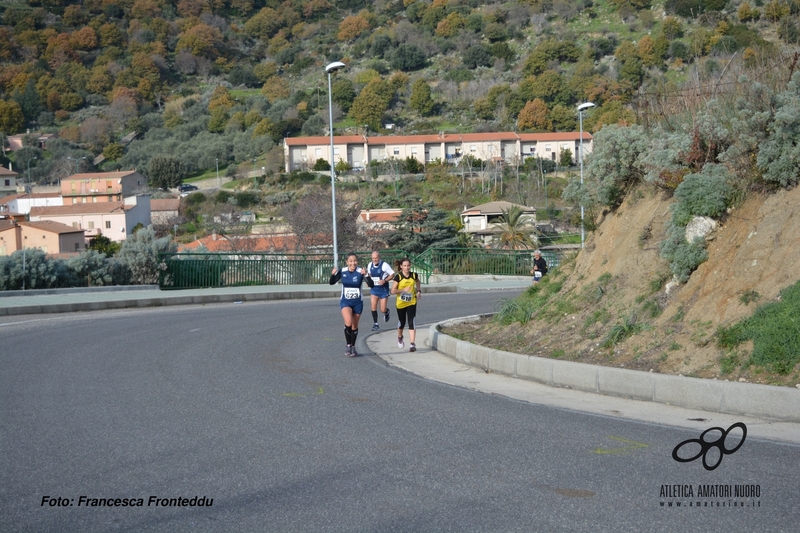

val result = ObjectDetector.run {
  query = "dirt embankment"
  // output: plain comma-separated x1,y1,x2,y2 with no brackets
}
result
447,184,800,386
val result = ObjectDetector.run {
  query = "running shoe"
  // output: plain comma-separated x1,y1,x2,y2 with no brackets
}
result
384,310,390,322
409,343,416,352
398,336,404,349
345,345,352,356
350,346,358,357
371,323,380,331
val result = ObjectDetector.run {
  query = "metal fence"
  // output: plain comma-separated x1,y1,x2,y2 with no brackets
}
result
419,248,563,277
158,248,568,289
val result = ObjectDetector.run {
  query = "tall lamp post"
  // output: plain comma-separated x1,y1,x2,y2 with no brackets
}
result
326,60,346,268
577,102,595,249
216,158,220,187
26,156,37,189
67,155,86,175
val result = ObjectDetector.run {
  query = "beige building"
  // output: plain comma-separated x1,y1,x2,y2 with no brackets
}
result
151,198,180,225
60,171,148,205
29,195,151,242
461,201,537,247
1,165,20,198
0,219,85,255
283,131,594,172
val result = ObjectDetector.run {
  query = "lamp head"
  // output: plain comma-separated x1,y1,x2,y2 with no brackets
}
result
577,102,596,112
325,61,346,74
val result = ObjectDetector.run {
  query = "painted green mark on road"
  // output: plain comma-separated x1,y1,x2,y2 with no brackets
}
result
594,436,649,455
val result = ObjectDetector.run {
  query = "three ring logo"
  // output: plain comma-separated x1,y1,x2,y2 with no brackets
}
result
671,422,747,471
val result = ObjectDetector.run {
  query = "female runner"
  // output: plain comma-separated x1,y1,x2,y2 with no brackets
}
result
389,257,421,352
329,253,374,357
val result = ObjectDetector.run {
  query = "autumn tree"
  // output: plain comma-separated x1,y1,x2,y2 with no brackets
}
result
0,99,25,133
338,15,370,42
517,99,552,131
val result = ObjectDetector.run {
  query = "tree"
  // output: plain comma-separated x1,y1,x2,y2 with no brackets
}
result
389,44,426,71
89,234,121,257
495,206,537,250
384,203,459,254
350,79,392,130
0,99,25,133
463,44,493,69
331,78,356,112
517,99,552,131
280,189,366,253
149,155,186,189
103,142,124,161
410,79,435,116
338,15,370,42
116,226,177,284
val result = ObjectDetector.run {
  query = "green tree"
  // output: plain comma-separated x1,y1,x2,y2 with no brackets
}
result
103,142,124,161
410,79,435,116
148,155,186,189
89,234,121,257
389,44,426,71
332,78,356,112
350,79,392,130
385,203,459,254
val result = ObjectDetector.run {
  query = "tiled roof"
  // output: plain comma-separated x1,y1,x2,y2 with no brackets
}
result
0,165,19,176
0,219,15,231
19,220,85,235
358,209,404,223
180,234,307,253
151,198,180,211
284,132,593,146
30,202,127,216
461,201,535,215
285,135,366,146
61,171,139,181
0,193,26,204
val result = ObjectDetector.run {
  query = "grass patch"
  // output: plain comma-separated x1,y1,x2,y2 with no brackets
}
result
550,349,565,359
719,351,742,375
584,307,612,328
716,281,800,374
601,312,644,348
739,289,760,305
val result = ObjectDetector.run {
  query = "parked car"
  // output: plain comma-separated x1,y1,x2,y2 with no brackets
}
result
179,183,199,192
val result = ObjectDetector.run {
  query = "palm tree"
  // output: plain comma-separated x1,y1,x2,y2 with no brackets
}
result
495,205,538,250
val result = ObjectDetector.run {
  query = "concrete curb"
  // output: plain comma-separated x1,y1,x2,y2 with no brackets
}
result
0,285,459,316
0,285,160,298
430,315,800,422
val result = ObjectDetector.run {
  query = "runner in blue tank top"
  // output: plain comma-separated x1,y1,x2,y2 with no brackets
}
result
367,250,395,331
329,252,374,357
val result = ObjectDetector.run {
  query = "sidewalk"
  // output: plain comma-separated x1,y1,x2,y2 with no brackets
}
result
0,275,533,316
367,326,800,444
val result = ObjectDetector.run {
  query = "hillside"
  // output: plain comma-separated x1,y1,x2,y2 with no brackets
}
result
446,182,800,386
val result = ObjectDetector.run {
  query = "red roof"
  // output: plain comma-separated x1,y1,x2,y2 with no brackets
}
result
180,234,307,253
31,202,128,216
18,220,85,235
61,171,140,181
0,165,19,176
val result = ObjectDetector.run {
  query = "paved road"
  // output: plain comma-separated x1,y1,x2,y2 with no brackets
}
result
2,293,798,532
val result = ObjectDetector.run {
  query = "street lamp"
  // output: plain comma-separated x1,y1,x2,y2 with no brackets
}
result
67,156,86,175
577,102,595,249
216,158,220,187
26,156,37,189
326,60,346,268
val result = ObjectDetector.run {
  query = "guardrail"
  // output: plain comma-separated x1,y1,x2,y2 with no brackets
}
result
418,248,564,276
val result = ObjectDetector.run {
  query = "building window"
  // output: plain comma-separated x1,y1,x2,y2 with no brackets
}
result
393,148,400,155
108,196,113,201
315,148,321,156
72,222,79,228
333,148,339,155
411,148,418,154
71,183,76,192
88,221,95,229
545,144,552,152
105,221,111,229
75,243,80,251
107,180,113,190
3,179,9,186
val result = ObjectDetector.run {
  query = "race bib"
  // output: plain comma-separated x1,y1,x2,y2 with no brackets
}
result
534,271,542,279
344,288,361,299
371,276,381,284
400,292,413,302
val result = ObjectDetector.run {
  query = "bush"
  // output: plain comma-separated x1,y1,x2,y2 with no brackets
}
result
0,248,73,290
67,250,115,286
671,164,733,226
313,158,331,171
116,227,177,284
660,229,709,283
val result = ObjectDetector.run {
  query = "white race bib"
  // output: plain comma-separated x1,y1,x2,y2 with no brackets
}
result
344,288,361,299
400,292,413,302
534,271,542,279
371,276,381,284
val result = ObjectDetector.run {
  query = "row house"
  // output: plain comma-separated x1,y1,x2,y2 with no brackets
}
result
283,131,594,172
29,194,151,242
0,192,63,216
60,171,148,205
0,219,85,255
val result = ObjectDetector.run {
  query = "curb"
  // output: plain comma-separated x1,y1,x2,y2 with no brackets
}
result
0,285,459,316
430,315,800,422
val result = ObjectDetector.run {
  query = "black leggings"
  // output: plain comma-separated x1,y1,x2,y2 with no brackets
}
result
397,305,416,330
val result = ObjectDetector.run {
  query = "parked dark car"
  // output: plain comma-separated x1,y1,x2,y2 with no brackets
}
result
179,184,199,192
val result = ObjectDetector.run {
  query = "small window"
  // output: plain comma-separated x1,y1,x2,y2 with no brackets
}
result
75,243,80,251
105,221,111,229
411,148,418,154
92,196,97,203
72,222,79,228
393,148,400,155
545,144,552,152
315,148,321,156
333,149,339,155
88,221,95,229
3,179,9,186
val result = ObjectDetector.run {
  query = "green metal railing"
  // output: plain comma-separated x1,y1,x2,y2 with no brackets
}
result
158,250,430,289
158,248,565,289
418,248,564,276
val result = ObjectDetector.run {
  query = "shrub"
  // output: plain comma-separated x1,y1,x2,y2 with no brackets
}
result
116,227,177,284
671,163,733,226
660,229,709,283
67,250,115,286
0,248,73,290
